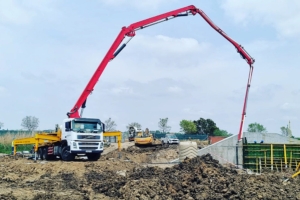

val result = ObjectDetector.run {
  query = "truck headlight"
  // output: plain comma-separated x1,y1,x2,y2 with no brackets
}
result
100,142,103,148
73,142,77,149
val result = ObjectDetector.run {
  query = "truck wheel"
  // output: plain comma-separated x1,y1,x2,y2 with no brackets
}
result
43,148,49,160
38,148,44,160
87,153,101,161
61,146,75,161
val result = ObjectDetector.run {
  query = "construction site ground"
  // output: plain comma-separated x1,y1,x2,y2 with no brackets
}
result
1,142,300,200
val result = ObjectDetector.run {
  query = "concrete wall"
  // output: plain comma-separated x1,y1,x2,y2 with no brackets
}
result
194,132,300,167
196,134,241,166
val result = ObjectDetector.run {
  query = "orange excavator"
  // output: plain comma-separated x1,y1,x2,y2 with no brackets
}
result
128,126,161,146
134,128,161,146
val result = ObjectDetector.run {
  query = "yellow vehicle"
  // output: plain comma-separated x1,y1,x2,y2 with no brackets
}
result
13,124,122,161
128,126,143,141
134,128,161,146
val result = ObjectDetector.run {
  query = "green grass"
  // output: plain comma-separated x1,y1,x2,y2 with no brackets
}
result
0,143,12,154
0,132,34,154
0,143,32,154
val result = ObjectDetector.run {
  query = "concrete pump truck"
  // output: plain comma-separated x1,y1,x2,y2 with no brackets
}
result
13,4,254,161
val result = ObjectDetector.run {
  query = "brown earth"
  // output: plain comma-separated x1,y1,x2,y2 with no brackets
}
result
1,144,300,200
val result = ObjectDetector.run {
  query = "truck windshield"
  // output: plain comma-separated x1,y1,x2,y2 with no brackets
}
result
72,121,102,133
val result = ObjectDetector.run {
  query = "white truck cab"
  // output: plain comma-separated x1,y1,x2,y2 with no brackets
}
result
62,118,104,155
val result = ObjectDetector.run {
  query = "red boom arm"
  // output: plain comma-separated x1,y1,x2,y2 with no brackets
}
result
67,5,255,141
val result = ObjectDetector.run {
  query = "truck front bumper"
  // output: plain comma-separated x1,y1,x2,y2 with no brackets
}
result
71,150,103,154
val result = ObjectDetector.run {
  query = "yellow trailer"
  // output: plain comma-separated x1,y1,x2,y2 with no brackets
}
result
13,128,122,161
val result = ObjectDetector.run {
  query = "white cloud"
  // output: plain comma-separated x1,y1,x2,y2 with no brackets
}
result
244,39,286,53
0,0,60,25
0,86,5,92
99,0,178,10
282,115,298,121
0,1,34,25
182,108,212,116
245,84,283,102
167,86,182,93
280,103,300,111
111,86,134,95
280,103,289,110
98,34,220,86
0,86,9,97
221,0,300,38
132,35,211,56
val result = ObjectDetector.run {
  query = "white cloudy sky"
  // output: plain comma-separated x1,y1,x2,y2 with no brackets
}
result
1,0,300,136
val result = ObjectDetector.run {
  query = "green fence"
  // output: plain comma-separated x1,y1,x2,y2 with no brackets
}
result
120,132,208,142
0,130,29,135
152,133,208,140
243,142,300,172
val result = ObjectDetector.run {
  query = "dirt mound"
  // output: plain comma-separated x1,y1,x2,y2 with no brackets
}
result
0,154,137,200
126,144,176,154
118,154,300,200
101,144,179,164
85,170,126,198
2,151,300,200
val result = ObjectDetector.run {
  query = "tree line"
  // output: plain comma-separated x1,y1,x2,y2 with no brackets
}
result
179,118,231,137
0,117,294,138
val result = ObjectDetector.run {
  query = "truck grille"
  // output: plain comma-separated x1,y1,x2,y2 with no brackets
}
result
78,143,98,145
77,135,100,139
79,147,98,150
78,142,99,150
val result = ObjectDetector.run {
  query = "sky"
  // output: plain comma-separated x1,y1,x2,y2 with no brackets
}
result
0,0,300,136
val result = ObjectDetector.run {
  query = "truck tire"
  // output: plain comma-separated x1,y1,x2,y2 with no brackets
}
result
43,148,49,160
38,148,44,160
61,146,75,161
87,153,101,161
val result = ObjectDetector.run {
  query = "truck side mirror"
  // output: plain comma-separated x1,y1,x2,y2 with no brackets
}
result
102,123,105,133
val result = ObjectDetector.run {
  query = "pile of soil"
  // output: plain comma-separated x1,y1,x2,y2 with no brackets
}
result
126,144,177,154
0,155,136,200
87,154,300,200
2,150,300,200
102,144,179,164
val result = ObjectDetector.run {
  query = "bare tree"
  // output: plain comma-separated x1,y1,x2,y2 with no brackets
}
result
126,122,142,130
104,118,117,131
21,116,39,131
158,117,171,133
0,121,3,129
